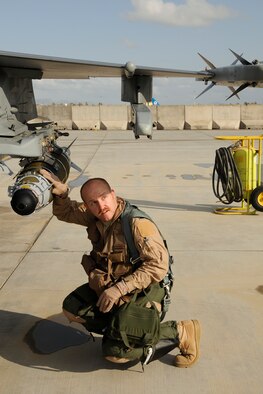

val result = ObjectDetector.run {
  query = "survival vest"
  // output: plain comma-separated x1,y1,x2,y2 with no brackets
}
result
121,200,174,320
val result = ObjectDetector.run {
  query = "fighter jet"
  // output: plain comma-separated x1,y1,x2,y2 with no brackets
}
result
0,49,263,215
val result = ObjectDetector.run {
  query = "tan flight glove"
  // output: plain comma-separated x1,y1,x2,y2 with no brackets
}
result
96,280,130,313
39,169,69,197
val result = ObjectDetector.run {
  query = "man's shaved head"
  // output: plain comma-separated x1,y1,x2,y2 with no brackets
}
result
80,178,111,201
80,178,117,222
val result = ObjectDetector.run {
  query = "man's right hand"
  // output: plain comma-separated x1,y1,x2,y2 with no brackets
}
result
40,169,69,197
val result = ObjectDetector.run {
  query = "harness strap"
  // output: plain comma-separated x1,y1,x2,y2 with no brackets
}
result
121,200,174,320
121,201,152,264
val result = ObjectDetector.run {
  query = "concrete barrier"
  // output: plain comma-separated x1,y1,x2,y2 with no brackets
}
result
212,104,240,130
157,105,185,130
240,104,263,129
36,103,263,131
72,105,100,130
100,105,128,130
185,105,212,129
36,104,72,129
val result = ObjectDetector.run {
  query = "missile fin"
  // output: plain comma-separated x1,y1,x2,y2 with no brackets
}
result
198,53,216,69
226,82,251,100
229,49,251,65
196,82,216,99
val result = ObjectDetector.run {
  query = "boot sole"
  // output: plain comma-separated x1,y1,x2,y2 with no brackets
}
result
174,319,201,368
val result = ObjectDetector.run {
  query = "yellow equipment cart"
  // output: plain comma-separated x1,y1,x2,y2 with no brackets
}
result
213,135,263,215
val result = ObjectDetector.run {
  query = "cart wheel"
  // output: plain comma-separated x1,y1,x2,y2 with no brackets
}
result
250,186,263,211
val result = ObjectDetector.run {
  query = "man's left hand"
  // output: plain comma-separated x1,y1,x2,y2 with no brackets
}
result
96,286,122,313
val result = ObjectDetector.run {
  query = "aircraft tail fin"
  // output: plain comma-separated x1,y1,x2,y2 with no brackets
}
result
151,97,160,106
147,97,160,106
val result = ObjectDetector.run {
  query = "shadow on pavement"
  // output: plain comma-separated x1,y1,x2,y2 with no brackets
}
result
0,310,140,373
130,199,218,212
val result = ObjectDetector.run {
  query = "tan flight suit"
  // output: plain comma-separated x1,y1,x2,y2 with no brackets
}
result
53,195,178,361
53,196,169,294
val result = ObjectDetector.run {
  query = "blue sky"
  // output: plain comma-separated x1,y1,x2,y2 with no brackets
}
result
1,0,263,105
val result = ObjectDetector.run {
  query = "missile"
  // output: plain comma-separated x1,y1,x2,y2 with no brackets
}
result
8,143,71,215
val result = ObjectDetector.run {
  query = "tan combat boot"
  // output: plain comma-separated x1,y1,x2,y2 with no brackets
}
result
174,320,201,368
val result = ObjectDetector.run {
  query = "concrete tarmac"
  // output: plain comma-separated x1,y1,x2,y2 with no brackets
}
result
0,130,263,394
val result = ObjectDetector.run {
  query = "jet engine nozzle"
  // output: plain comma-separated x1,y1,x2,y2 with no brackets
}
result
9,145,71,215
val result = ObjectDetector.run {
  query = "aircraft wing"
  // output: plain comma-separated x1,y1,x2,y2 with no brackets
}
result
0,50,209,79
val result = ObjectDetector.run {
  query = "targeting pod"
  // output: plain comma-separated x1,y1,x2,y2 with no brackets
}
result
8,144,71,215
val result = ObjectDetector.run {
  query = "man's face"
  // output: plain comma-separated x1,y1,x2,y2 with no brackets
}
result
82,181,118,222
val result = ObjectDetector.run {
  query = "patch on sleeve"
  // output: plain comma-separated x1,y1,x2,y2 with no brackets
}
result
135,218,159,237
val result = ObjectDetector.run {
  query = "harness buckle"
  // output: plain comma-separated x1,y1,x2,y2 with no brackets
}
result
129,256,141,265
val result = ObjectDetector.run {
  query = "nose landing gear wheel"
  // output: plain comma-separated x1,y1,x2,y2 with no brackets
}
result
250,186,263,212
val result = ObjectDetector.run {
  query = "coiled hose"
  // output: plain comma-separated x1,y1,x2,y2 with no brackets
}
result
212,146,243,204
